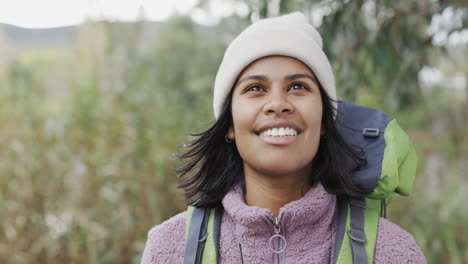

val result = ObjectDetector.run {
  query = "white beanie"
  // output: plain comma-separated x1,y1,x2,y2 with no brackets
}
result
213,12,337,119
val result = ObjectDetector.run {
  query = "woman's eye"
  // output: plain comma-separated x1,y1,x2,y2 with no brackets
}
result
289,83,308,91
246,85,265,92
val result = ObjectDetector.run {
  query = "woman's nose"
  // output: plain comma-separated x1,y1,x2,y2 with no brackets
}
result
263,90,295,115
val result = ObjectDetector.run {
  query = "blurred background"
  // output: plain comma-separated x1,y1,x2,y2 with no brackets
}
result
0,0,467,263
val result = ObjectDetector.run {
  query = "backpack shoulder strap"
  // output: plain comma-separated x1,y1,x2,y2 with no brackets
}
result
333,195,348,264
335,197,382,264
184,206,210,264
184,206,223,264
212,206,224,259
348,197,368,264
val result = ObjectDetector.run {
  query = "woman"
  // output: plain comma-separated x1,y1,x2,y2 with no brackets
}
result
141,12,425,263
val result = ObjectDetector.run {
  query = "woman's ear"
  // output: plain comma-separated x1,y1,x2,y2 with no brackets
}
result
227,125,235,140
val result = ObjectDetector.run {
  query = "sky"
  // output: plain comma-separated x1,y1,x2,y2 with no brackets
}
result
0,0,225,28
0,0,466,46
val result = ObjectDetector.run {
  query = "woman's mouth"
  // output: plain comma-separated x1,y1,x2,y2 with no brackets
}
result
257,127,300,145
259,127,298,137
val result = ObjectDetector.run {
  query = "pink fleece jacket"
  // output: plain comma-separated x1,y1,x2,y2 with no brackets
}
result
141,184,426,263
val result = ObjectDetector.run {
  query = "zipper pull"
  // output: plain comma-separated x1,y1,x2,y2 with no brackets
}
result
274,217,281,234
269,217,287,254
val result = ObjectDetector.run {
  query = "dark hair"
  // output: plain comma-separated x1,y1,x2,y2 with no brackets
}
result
177,83,371,208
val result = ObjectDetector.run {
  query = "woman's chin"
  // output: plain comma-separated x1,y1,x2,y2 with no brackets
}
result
246,160,312,178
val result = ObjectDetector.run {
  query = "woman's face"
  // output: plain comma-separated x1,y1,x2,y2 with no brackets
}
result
228,56,324,178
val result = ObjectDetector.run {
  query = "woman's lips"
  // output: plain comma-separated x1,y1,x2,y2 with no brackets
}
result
255,120,303,145
258,134,298,145
256,121,302,135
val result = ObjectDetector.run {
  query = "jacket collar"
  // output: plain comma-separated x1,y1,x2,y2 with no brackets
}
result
222,183,336,236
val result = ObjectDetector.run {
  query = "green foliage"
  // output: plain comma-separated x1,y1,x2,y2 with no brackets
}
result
389,147,468,263
0,18,220,263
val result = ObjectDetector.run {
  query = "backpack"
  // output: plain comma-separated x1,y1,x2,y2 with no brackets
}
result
183,100,418,264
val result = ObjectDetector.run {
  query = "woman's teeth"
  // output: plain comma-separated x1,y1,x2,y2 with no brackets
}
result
260,127,298,137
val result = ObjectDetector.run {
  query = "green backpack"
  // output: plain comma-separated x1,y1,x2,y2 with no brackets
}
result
183,101,418,264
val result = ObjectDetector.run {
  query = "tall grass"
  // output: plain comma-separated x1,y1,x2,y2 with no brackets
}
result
0,31,214,263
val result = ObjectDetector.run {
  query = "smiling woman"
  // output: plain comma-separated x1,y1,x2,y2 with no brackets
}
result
227,56,367,217
140,12,426,264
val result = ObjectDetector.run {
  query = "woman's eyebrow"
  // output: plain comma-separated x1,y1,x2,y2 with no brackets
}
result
285,73,317,84
236,73,317,86
236,75,268,86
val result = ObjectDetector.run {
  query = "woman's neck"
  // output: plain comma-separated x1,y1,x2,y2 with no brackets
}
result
243,167,311,217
